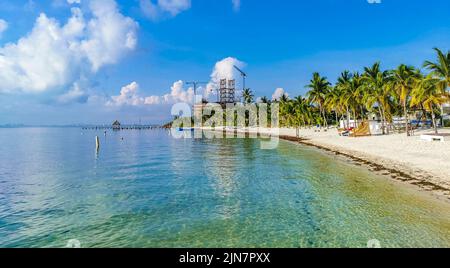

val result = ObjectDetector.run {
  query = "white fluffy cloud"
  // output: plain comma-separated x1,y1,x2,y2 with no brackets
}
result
158,0,191,15
232,0,241,11
57,82,88,104
108,56,247,107
107,57,245,107
206,57,245,98
163,80,195,103
107,80,194,107
108,81,144,106
67,0,81,4
0,0,138,94
81,0,138,71
272,88,288,101
0,19,8,37
140,0,191,20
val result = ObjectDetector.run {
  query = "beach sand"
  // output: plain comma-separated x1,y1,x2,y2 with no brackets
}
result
203,126,450,199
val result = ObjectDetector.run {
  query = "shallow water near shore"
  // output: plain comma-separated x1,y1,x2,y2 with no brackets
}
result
0,128,449,248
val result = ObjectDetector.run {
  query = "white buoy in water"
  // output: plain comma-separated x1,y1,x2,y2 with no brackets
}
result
96,136,100,151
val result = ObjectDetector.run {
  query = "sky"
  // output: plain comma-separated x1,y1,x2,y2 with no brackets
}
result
0,0,449,125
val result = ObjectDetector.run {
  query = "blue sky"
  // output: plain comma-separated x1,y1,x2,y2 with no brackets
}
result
0,0,449,125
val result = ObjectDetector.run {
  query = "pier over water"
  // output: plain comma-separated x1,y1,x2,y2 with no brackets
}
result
82,125,159,130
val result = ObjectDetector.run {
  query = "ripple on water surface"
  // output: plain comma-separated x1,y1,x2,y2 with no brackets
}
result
0,128,449,248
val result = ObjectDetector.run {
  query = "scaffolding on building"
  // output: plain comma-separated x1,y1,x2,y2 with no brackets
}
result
219,79,236,104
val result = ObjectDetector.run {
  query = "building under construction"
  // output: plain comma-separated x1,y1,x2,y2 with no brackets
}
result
219,79,236,104
193,65,247,117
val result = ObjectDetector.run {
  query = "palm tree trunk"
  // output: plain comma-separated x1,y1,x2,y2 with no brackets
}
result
346,106,350,129
432,110,438,134
360,105,365,122
378,106,385,135
320,105,327,128
382,106,390,135
404,101,410,136
420,105,427,129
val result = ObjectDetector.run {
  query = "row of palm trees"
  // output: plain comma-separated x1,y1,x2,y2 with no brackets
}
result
244,48,450,135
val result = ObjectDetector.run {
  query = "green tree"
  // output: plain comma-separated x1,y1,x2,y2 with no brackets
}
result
293,96,312,128
389,64,420,136
306,72,331,127
335,71,353,129
349,72,364,126
278,94,291,127
362,62,392,134
424,48,450,89
411,75,450,134
260,96,270,104
324,86,343,126
242,88,254,104
424,48,450,126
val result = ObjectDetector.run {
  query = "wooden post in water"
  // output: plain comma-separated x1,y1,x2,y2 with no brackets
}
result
96,136,100,151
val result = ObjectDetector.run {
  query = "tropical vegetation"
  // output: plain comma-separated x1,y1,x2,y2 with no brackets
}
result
254,48,450,135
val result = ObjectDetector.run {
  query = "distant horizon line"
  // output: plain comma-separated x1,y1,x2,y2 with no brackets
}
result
0,123,163,128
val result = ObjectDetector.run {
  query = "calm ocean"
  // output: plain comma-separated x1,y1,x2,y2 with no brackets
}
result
0,128,449,248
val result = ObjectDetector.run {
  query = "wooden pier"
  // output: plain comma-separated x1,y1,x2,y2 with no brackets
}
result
81,125,159,130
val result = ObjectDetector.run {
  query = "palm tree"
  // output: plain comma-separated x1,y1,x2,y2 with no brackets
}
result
306,72,331,127
284,101,297,128
411,76,450,134
293,96,312,128
226,48,450,133
349,72,364,127
424,48,450,126
257,96,272,127
242,88,254,104
280,94,289,103
389,64,420,136
279,94,291,127
424,48,450,88
335,71,353,129
292,96,306,137
362,62,392,134
260,96,269,104
325,86,344,126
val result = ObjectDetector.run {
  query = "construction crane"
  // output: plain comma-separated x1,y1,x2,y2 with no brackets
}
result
233,65,247,92
186,81,208,103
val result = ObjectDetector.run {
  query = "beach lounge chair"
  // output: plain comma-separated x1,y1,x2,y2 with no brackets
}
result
350,121,371,137
338,128,349,136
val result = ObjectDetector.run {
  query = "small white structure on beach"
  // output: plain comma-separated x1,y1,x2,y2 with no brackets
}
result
339,119,358,129
367,121,383,135
420,135,445,142
339,120,383,135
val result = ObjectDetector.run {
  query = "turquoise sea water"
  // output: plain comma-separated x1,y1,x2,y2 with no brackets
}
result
0,128,449,248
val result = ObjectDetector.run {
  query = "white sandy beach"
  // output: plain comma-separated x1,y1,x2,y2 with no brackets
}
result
203,126,450,196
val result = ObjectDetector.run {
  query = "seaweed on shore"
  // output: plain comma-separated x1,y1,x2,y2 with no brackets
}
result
279,136,450,200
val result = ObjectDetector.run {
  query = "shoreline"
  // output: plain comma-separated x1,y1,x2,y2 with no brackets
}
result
284,136,450,201
201,127,450,201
